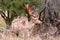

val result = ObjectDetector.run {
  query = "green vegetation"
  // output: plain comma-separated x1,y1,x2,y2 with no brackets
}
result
0,0,30,28
0,0,44,28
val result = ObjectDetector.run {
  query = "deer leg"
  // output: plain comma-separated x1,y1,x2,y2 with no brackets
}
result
22,29,30,40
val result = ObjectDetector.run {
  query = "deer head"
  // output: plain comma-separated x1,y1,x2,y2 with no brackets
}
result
24,3,42,24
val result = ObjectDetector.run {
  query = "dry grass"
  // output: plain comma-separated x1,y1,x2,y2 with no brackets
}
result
0,29,18,40
0,16,60,40
0,26,60,40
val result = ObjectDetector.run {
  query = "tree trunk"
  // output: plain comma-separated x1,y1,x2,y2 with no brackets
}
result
5,21,11,29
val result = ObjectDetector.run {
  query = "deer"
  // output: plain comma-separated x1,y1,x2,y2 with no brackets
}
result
11,3,42,40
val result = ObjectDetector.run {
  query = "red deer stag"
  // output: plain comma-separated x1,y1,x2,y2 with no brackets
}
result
11,3,42,40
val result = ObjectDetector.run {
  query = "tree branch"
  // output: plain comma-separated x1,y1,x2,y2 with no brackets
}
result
7,10,9,18
0,10,7,18
1,14,6,20
39,7,46,20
